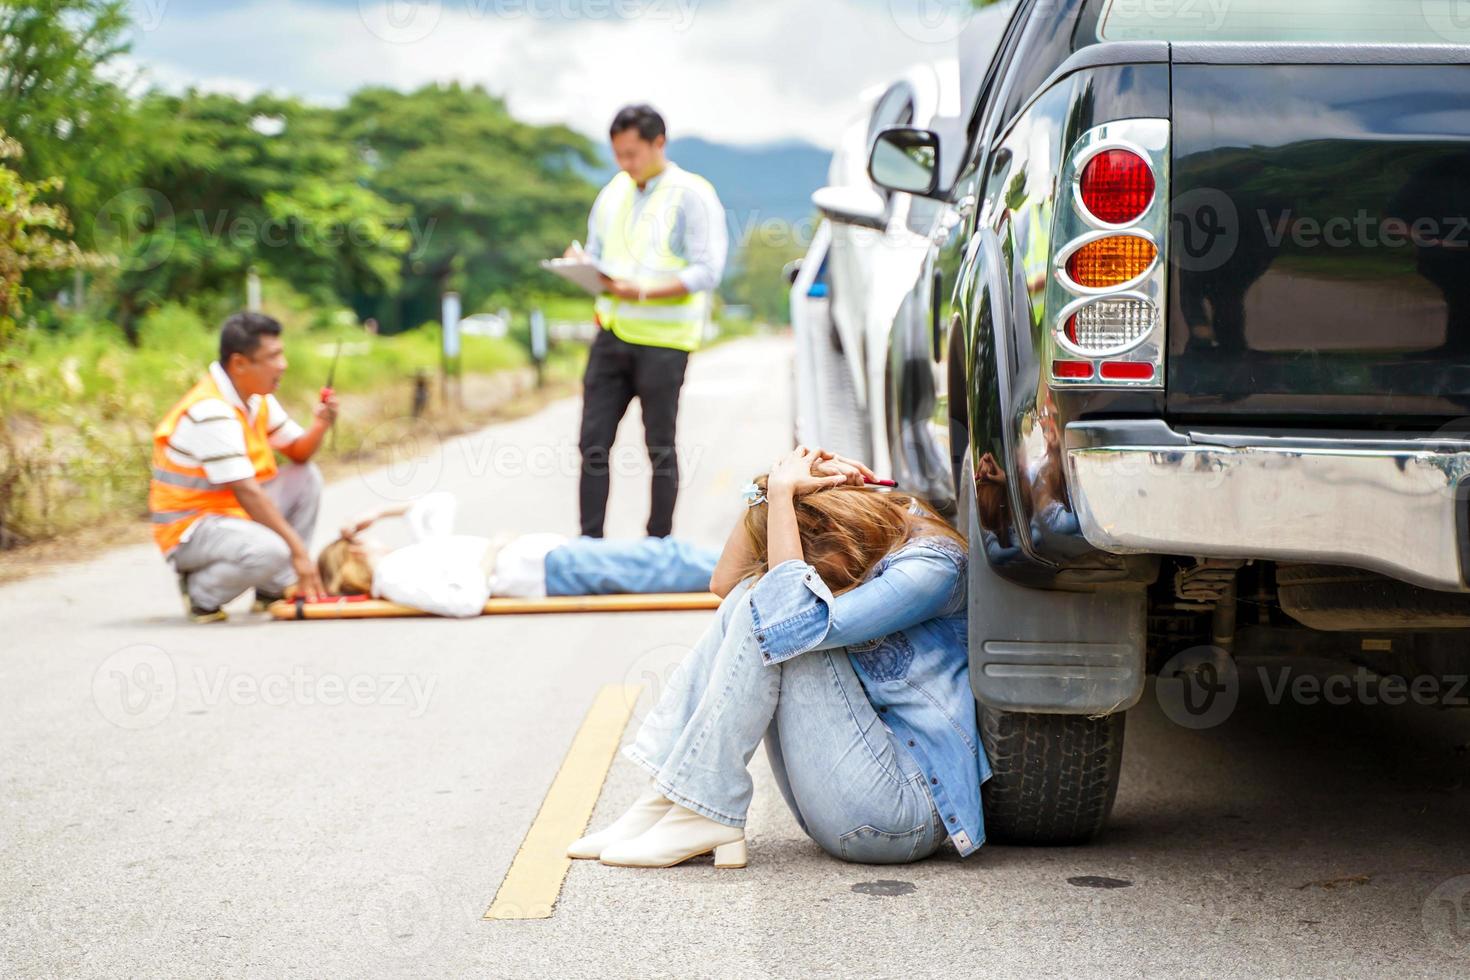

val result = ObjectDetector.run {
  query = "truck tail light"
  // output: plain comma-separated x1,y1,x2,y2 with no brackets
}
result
1046,120,1169,388
1064,298,1157,353
1064,236,1157,289
1053,360,1094,379
1099,361,1154,381
1079,149,1155,225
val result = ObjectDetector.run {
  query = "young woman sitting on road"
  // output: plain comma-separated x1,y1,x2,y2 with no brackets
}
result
569,446,990,869
316,491,719,617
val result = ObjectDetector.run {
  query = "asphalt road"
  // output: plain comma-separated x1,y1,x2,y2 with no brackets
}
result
3,334,1470,978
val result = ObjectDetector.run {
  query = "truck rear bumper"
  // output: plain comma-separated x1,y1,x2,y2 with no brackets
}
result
1064,421,1470,593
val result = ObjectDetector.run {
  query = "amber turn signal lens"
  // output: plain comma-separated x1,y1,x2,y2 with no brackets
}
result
1065,235,1157,288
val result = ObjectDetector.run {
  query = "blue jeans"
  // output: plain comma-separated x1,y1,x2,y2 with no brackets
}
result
545,536,719,596
621,578,947,864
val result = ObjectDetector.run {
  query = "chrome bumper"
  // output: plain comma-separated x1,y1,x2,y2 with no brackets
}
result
1064,421,1470,593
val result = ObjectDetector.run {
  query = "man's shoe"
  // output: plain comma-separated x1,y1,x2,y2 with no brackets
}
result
187,604,227,624
597,803,747,869
566,785,674,860
252,590,285,613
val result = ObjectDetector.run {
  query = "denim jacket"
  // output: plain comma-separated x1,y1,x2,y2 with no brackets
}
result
745,533,991,856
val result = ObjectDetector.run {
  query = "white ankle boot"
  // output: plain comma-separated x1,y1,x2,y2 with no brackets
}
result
598,803,747,869
566,785,674,860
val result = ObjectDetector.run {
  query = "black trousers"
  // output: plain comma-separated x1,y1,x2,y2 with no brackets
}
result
578,327,690,538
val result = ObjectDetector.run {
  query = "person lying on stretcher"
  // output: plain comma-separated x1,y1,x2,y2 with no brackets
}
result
314,491,720,617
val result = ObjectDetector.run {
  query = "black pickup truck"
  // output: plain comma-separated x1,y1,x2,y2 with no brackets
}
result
866,0,1470,843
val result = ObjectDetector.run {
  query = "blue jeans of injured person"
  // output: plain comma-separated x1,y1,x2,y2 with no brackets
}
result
545,536,719,596
620,577,947,864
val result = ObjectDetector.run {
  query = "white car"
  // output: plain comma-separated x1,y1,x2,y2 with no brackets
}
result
789,5,1012,509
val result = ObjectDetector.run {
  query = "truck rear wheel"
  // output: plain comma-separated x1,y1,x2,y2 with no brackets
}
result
979,707,1125,845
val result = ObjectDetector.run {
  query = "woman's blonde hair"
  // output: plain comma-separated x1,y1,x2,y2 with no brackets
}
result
738,476,965,594
317,537,374,596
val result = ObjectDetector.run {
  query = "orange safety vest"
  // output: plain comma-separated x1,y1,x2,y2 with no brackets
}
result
148,372,278,554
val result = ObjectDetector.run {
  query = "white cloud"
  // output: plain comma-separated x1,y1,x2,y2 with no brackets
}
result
126,0,976,148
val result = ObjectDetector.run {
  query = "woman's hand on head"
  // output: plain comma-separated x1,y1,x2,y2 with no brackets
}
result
811,449,877,487
768,445,850,499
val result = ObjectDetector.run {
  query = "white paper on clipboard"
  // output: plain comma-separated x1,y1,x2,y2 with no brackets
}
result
539,256,610,295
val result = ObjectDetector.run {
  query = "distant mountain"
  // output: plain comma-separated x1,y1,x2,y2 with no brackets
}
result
588,136,831,243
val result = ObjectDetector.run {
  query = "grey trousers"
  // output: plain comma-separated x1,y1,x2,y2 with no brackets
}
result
168,462,323,610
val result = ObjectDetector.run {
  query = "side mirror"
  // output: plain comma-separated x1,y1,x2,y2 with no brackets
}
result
811,186,887,230
867,127,940,197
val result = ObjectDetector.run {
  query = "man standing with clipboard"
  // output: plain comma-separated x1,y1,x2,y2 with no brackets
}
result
566,104,727,539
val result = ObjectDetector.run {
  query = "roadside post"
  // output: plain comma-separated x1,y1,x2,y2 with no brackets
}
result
530,307,548,389
246,267,262,312
442,291,462,412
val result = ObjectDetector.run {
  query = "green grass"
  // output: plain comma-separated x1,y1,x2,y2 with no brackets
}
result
4,303,531,425
0,292,756,549
0,302,557,548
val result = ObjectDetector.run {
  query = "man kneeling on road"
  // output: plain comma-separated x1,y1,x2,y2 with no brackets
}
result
148,311,337,622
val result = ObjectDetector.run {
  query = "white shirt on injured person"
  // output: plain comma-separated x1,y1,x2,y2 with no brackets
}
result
370,491,567,617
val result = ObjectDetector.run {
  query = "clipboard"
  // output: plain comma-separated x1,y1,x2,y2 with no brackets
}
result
539,256,610,295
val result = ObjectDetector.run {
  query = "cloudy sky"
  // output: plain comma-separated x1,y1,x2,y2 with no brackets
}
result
120,0,982,149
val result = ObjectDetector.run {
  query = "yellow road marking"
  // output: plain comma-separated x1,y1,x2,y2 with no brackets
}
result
485,682,643,920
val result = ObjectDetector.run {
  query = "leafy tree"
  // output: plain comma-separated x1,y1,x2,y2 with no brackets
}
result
335,83,601,331
723,222,808,324
0,0,137,247
107,91,410,339
0,129,98,343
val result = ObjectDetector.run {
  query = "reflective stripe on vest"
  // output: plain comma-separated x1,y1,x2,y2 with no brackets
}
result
148,372,278,554
592,168,711,352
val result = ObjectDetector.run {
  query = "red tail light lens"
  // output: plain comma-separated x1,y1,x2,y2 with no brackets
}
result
1079,149,1155,225
1052,360,1094,380
1100,361,1155,381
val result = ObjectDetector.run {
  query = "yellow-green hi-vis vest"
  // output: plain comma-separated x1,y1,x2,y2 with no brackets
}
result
592,168,714,352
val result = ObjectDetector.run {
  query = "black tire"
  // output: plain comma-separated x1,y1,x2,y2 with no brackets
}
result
979,707,1125,845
